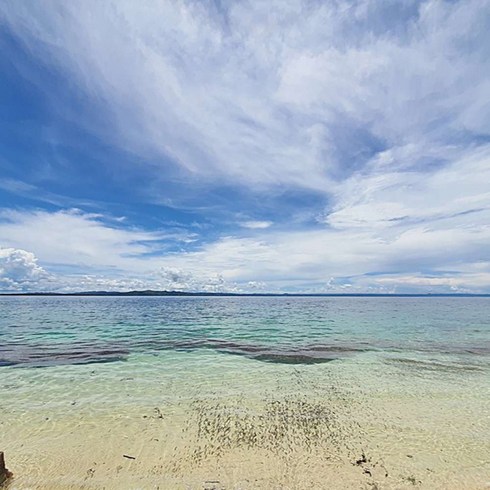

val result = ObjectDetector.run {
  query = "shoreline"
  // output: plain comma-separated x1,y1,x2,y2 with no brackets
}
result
2,353,489,489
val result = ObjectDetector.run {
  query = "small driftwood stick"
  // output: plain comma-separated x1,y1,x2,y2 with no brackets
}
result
0,451,13,485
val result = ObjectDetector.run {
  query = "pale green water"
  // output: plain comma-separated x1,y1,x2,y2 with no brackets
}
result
0,296,489,489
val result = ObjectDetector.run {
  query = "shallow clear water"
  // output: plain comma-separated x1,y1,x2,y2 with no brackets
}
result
2,296,489,367
1,296,489,489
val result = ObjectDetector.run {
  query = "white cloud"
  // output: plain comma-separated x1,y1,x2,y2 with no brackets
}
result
376,272,490,291
240,221,273,229
152,223,490,292
1,200,489,293
0,210,237,292
1,226,490,293
53,269,232,294
325,146,490,230
0,208,175,271
1,0,489,192
0,247,238,293
157,267,229,292
1,1,489,293
0,248,51,290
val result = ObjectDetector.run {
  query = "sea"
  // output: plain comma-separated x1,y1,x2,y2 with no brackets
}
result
0,296,489,489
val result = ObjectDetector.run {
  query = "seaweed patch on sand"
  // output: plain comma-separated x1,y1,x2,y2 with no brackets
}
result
163,367,391,489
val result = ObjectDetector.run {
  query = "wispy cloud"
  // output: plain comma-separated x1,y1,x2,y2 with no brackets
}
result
240,221,273,230
325,145,490,229
0,208,175,271
1,1,489,293
2,0,489,191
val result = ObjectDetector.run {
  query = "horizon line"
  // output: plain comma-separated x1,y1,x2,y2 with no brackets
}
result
1,290,489,298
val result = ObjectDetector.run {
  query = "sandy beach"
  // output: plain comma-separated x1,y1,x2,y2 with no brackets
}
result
2,348,489,489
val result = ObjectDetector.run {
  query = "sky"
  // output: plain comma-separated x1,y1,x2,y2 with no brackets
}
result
0,0,489,294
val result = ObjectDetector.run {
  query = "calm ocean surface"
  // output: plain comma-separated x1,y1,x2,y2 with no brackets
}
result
1,296,489,367
1,296,489,489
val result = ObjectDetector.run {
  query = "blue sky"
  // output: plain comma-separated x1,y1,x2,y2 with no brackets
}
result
0,0,489,293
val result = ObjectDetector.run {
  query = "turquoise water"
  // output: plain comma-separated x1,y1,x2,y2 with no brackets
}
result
1,296,489,489
1,296,489,367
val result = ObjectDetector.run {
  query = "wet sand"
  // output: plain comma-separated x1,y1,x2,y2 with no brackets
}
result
2,356,489,490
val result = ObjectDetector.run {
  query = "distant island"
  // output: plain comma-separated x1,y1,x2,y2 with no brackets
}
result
1,290,489,297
